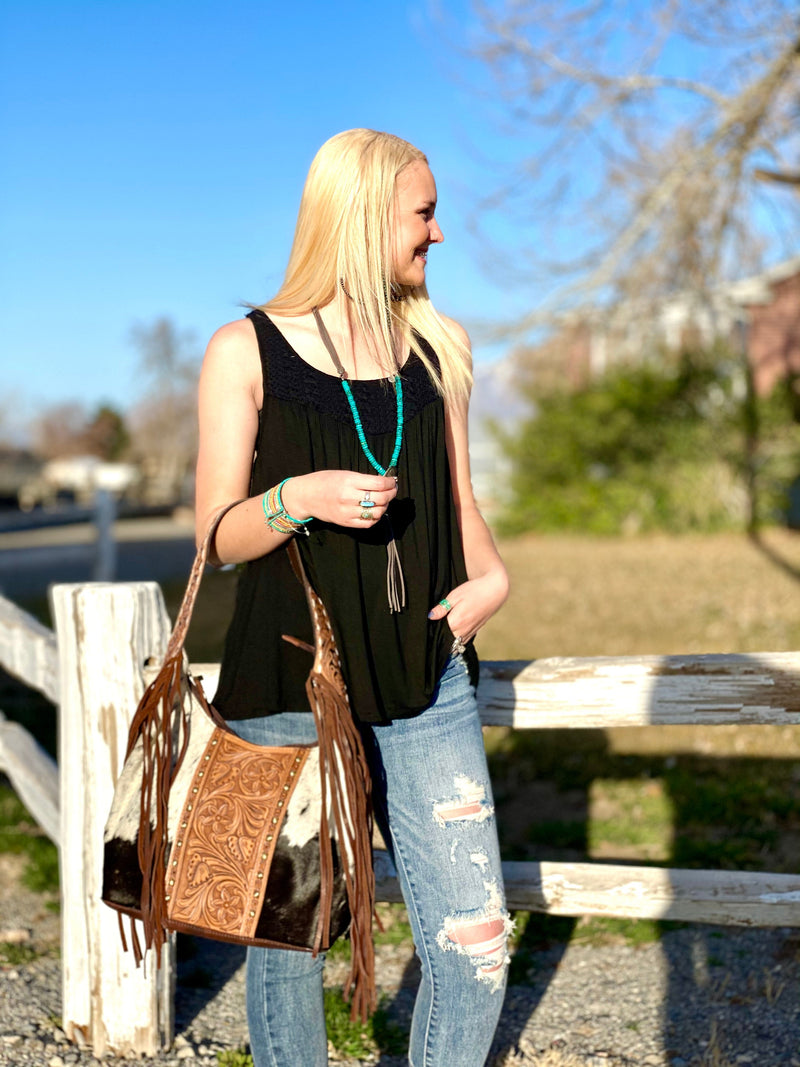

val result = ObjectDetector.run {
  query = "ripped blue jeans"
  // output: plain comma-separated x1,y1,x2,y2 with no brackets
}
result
230,653,510,1067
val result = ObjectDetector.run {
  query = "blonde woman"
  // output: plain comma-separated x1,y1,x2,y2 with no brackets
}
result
196,129,511,1067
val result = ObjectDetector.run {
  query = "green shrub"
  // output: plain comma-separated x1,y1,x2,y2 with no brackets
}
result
496,346,799,535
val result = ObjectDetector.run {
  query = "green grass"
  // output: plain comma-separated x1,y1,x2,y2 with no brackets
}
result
217,1050,253,1067
0,785,60,897
327,903,414,964
588,778,674,853
323,989,407,1060
0,941,39,966
211,990,409,1065
572,917,668,947
373,903,414,946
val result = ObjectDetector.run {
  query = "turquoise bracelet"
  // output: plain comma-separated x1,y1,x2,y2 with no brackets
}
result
262,477,313,534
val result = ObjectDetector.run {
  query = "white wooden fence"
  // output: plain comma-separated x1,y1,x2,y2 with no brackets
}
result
1,581,800,1056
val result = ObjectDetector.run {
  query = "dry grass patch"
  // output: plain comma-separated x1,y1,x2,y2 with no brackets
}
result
481,528,800,660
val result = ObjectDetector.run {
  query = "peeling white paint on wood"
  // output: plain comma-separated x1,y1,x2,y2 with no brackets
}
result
504,862,800,926
0,594,58,704
375,852,800,927
478,654,800,727
52,582,175,1058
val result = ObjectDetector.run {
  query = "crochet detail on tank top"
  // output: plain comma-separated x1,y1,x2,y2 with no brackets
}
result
251,310,441,436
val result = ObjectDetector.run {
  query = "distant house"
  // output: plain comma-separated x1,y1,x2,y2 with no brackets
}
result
0,448,42,507
17,456,139,511
519,255,800,395
731,258,800,396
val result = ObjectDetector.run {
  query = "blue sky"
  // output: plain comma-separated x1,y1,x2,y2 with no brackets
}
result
1,0,534,434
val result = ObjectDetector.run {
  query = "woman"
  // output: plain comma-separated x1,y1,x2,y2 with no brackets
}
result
195,129,510,1067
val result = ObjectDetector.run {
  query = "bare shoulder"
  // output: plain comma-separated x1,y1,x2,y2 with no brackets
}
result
205,316,258,361
438,312,471,351
201,316,260,388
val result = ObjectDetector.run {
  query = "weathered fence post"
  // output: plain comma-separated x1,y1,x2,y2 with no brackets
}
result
51,582,176,1057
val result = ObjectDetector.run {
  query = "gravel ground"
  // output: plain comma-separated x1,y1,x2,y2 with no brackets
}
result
1,854,798,1067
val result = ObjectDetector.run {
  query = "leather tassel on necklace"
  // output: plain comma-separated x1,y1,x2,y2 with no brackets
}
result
312,307,406,613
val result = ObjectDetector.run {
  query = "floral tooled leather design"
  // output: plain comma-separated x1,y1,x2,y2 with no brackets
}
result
166,731,309,938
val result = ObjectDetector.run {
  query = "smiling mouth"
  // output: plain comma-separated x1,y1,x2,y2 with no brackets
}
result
415,248,428,260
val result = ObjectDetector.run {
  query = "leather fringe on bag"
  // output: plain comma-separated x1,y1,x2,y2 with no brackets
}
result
102,503,376,1021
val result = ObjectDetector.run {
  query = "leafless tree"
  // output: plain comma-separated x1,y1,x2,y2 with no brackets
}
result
460,0,800,328
127,318,200,504
31,402,91,459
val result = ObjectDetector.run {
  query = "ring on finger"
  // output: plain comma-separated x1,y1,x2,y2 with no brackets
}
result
360,508,375,521
439,597,453,612
451,635,467,656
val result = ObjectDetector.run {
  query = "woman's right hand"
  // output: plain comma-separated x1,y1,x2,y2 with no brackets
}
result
281,470,397,528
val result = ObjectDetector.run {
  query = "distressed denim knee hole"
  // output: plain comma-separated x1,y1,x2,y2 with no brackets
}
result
435,879,513,994
432,774,495,828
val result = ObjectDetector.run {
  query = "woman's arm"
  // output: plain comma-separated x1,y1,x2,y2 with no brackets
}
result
427,319,509,642
195,317,396,566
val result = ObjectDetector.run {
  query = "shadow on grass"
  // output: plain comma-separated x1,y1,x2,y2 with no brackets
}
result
747,528,800,583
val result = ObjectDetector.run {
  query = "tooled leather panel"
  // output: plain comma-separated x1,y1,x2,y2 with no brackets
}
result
166,731,310,939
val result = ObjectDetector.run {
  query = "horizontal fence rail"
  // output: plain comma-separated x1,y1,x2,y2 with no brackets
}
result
374,853,800,927
0,595,60,842
478,655,800,727
0,594,59,705
195,652,800,730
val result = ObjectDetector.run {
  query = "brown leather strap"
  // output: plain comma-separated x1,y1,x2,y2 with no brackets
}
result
164,500,244,661
311,306,348,379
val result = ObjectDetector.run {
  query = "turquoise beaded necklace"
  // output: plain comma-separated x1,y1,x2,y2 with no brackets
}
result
312,307,404,477
340,376,403,476
311,306,407,612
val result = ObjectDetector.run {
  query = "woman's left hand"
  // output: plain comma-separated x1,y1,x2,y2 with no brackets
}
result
427,568,510,645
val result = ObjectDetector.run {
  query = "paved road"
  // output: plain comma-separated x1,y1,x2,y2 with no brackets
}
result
0,517,199,601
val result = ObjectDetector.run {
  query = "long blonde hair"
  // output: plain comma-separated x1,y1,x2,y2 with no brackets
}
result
260,129,471,401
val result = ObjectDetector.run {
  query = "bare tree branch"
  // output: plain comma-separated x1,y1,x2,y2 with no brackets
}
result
461,0,800,332
755,168,800,186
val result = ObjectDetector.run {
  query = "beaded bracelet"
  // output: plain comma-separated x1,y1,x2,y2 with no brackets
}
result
262,477,312,535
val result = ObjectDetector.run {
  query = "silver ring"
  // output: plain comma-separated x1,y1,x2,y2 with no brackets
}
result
451,635,466,656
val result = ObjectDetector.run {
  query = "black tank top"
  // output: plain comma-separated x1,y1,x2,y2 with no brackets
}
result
212,310,478,725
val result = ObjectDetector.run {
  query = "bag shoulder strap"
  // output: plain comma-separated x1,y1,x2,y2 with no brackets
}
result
163,500,243,661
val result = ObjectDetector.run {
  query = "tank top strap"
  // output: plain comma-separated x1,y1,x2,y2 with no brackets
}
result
247,309,276,395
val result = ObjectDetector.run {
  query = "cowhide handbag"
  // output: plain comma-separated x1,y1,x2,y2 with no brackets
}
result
102,505,375,1020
